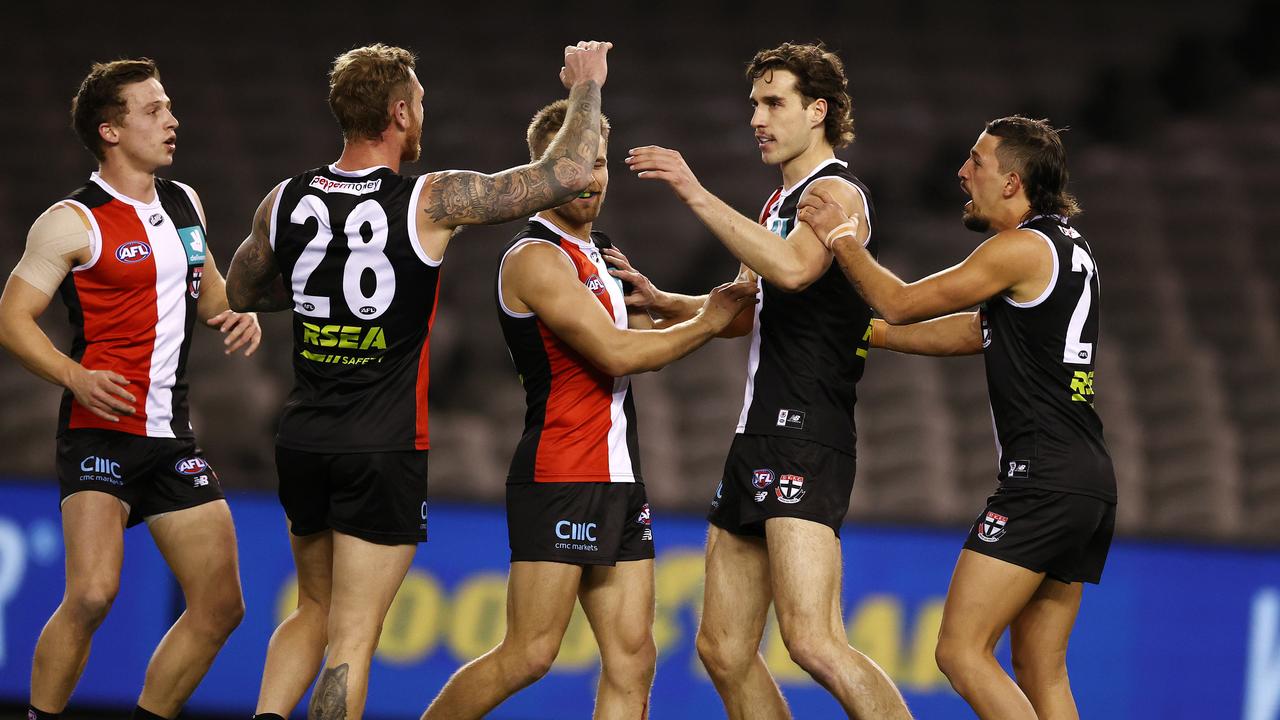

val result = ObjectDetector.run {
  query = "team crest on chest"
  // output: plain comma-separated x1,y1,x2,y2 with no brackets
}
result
190,266,203,299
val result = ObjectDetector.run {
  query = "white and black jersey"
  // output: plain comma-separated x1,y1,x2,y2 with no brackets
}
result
981,214,1116,501
736,159,877,456
269,165,441,453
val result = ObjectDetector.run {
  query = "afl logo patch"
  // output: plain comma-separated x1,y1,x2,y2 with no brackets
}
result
751,468,775,489
116,241,152,263
584,274,606,295
175,457,210,476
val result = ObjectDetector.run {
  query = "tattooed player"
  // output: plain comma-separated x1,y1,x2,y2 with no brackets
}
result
226,41,611,720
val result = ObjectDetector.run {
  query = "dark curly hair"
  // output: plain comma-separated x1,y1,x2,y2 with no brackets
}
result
746,42,855,148
985,116,1081,217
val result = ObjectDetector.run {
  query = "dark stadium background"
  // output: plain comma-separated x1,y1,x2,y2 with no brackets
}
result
1,1,1277,718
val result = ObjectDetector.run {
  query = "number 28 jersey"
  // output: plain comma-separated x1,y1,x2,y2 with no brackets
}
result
269,165,440,452
982,214,1115,501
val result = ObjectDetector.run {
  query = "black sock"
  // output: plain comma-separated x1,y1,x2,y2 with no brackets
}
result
27,706,60,720
132,707,169,720
253,715,286,720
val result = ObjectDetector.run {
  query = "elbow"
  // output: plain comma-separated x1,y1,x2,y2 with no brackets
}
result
596,355,636,378
874,291,924,326
768,265,816,294
225,289,250,314
877,307,912,326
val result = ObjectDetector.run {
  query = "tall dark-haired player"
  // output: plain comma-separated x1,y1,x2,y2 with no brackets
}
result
624,42,911,719
0,59,258,720
800,115,1115,720
227,42,611,720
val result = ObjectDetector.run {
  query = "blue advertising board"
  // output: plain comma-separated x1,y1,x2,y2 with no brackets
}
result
0,482,1277,719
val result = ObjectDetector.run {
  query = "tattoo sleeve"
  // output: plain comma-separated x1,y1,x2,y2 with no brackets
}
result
422,80,602,226
227,189,292,313
308,663,349,720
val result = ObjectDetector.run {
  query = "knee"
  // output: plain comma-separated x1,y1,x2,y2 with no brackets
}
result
602,634,656,687
696,627,749,680
780,629,839,682
327,613,383,653
506,635,561,684
64,580,119,630
192,587,245,640
1011,647,1067,688
934,636,979,688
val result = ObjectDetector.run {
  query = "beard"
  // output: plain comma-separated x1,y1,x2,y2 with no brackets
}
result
554,193,603,226
401,119,422,163
962,204,991,233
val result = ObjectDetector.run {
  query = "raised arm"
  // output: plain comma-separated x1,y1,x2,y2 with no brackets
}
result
871,313,983,356
798,186,1052,325
414,42,611,259
626,149,862,292
227,186,292,313
501,242,756,377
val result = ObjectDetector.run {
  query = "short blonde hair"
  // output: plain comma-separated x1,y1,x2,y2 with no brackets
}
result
525,98,611,160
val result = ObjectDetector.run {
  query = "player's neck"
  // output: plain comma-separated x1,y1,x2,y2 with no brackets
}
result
538,211,592,242
778,139,835,190
992,199,1034,232
96,158,157,204
335,139,402,174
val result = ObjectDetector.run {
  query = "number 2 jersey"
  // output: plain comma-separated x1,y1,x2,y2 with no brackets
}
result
981,214,1116,501
269,165,440,452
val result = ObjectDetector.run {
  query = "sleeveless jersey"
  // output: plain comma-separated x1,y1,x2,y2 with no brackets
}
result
269,165,440,452
56,173,207,438
497,216,642,484
735,159,877,455
981,214,1116,501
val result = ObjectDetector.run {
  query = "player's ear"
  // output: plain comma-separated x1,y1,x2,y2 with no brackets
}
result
391,99,410,130
1003,171,1023,200
99,122,119,146
808,97,828,128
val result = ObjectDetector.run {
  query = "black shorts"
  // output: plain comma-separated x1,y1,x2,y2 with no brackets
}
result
707,434,856,538
963,486,1116,584
506,482,654,566
276,446,428,546
56,428,225,527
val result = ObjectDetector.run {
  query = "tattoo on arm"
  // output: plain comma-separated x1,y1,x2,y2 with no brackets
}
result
227,191,291,313
308,663,349,720
422,80,602,227
833,246,875,308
